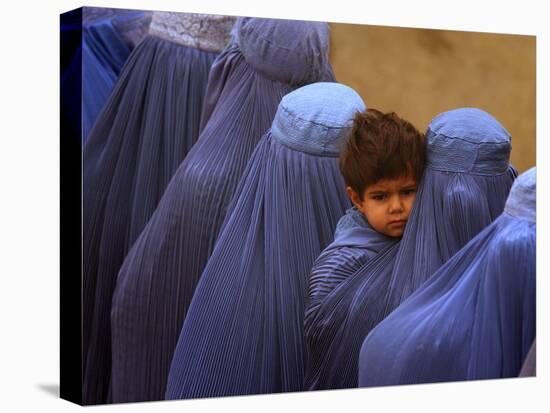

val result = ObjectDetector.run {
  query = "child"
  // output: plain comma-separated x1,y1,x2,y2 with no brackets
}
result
341,108,425,238
304,107,515,391
304,108,425,390
359,167,535,387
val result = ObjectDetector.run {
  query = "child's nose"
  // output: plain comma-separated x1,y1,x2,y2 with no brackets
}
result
389,195,404,213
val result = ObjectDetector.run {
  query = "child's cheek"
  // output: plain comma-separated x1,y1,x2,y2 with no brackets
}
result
407,195,417,213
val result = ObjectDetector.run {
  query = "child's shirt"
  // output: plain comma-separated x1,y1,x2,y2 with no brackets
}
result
304,207,398,390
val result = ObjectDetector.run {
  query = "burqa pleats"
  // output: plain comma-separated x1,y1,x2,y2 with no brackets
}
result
165,82,364,399
304,108,516,390
304,209,397,390
61,8,136,144
358,167,536,386
110,19,335,403
83,30,219,404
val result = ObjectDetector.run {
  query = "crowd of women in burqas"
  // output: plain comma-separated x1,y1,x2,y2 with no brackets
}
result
76,8,536,405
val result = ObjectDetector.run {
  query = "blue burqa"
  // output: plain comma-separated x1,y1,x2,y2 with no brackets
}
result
304,108,517,390
61,7,140,144
82,13,232,404
110,18,335,403
358,167,536,386
165,82,364,399
81,12,134,140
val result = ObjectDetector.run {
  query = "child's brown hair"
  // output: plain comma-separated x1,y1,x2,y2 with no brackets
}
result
340,108,425,199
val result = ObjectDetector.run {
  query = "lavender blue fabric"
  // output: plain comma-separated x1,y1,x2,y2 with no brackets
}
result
386,108,517,310
110,19,335,403
358,167,536,386
164,82,364,399
303,108,517,390
61,8,139,143
235,17,330,86
82,30,220,404
81,17,131,140
198,17,335,130
304,209,397,390
111,10,152,50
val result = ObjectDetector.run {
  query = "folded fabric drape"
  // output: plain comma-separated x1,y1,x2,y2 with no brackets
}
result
304,108,516,390
359,167,536,386
82,12,233,404
165,81,364,399
110,18,335,403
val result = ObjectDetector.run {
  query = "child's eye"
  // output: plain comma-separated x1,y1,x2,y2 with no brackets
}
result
371,194,386,201
401,188,416,196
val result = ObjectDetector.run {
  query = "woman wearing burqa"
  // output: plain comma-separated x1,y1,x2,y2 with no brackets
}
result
81,8,152,140
82,12,234,404
358,167,535,386
165,81,364,399
304,108,517,390
61,7,150,143
110,18,335,403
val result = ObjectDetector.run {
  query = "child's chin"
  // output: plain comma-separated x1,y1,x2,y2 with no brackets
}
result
384,229,404,238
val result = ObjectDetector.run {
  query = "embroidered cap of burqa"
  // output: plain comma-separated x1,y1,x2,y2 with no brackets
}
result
82,12,234,404
304,108,517,390
164,82,364,399
386,108,517,309
110,19,334,403
358,167,536,386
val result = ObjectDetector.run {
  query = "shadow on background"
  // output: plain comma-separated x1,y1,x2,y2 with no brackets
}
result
37,383,60,398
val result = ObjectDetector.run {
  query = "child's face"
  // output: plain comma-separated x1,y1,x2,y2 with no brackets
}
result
348,174,418,238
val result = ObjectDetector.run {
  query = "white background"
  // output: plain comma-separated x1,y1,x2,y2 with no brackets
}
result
0,0,546,411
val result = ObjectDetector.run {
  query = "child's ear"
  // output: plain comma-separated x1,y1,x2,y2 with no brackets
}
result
346,186,363,211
